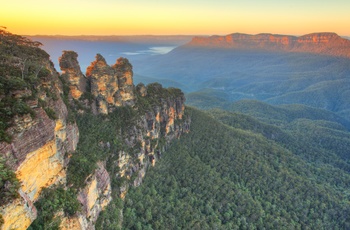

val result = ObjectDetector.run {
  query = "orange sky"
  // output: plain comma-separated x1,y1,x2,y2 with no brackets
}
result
1,0,350,36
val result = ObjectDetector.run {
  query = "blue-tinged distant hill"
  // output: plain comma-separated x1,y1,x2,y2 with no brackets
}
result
132,33,350,120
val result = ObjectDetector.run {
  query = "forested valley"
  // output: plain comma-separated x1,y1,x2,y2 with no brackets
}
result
123,107,350,229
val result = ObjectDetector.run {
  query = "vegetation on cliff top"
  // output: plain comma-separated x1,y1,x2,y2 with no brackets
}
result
0,28,57,142
135,82,183,114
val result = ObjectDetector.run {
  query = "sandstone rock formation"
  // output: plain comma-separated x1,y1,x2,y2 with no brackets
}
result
112,57,135,106
1,31,189,230
188,32,350,58
59,51,87,100
86,54,119,114
60,162,112,230
117,84,189,191
0,50,79,229
60,52,135,114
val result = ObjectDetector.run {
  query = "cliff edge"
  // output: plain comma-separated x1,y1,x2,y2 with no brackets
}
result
187,32,350,58
0,29,190,229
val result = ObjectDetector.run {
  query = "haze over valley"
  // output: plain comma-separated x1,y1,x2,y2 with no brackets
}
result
34,32,350,120
2,0,350,229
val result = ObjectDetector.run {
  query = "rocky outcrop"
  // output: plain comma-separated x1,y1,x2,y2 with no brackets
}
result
0,191,36,230
59,51,87,100
60,162,112,230
1,30,189,230
86,54,119,114
187,32,350,58
78,162,111,229
60,52,135,114
57,84,189,230
112,57,135,105
116,83,190,197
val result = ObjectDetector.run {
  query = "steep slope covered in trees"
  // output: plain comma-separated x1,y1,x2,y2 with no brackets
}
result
123,107,350,229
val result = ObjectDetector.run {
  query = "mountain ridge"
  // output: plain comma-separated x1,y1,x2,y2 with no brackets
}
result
186,32,350,58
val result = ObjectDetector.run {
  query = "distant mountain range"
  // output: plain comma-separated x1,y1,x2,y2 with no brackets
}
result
29,35,193,45
187,32,350,58
131,32,350,120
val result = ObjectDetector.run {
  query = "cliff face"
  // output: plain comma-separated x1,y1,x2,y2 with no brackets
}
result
118,84,188,190
188,32,350,58
0,90,79,229
60,52,135,115
60,86,189,229
1,30,189,230
60,162,112,230
0,30,79,229
56,52,189,229
59,51,87,100
85,54,135,114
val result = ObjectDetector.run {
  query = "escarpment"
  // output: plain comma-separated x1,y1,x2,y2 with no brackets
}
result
0,30,79,230
58,52,189,228
0,30,189,230
187,32,350,58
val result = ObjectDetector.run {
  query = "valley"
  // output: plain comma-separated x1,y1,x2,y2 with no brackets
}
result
131,33,350,120
1,29,350,229
123,107,350,229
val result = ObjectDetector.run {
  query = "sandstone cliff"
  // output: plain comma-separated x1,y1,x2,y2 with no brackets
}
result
0,29,79,229
85,54,135,114
0,30,189,230
57,53,189,228
59,51,87,100
187,32,350,58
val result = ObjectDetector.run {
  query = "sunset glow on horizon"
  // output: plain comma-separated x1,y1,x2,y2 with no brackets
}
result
2,0,350,36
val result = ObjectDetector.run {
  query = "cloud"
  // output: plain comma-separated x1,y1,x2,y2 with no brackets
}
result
121,46,176,56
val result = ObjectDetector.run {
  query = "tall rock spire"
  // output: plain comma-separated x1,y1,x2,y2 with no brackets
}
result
59,51,87,100
112,57,135,106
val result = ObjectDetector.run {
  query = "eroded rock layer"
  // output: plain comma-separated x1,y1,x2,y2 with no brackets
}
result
59,51,87,100
1,31,189,230
61,52,135,114
0,40,79,229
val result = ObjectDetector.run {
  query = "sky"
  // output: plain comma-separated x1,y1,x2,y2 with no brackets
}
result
1,0,350,36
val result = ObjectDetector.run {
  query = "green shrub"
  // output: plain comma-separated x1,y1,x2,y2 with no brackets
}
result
28,186,80,230
0,157,20,205
44,107,57,120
